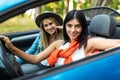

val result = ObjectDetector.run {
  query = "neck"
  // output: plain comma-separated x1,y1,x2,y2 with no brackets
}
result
49,33,57,45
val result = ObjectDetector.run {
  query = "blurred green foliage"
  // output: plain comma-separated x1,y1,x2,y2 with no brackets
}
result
0,15,39,34
0,0,120,34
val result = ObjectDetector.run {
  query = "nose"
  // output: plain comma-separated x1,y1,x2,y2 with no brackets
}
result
47,25,52,29
71,26,76,32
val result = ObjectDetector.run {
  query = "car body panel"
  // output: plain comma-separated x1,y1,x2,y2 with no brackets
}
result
0,0,27,12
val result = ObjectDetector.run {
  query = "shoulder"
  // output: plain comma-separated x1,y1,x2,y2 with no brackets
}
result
86,37,107,50
52,40,64,48
53,40,64,45
86,37,104,48
85,38,101,54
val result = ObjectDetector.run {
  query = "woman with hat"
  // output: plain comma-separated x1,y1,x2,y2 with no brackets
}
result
16,11,63,74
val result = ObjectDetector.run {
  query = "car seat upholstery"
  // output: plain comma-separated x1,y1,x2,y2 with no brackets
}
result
89,14,116,38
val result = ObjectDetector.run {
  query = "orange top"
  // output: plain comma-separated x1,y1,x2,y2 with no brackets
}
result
47,37,99,66
47,39,80,66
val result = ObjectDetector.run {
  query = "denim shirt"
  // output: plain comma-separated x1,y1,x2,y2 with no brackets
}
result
16,33,44,64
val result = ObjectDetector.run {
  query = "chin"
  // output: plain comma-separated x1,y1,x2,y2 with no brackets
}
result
70,37,76,40
49,32,54,35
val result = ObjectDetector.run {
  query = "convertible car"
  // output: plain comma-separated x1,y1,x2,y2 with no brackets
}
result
0,0,120,80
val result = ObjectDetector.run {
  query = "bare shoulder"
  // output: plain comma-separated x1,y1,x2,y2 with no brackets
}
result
85,37,105,54
52,40,64,48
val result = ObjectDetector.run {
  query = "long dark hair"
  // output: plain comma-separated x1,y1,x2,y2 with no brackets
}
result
63,10,88,48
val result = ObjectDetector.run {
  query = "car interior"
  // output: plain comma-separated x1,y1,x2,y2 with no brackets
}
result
14,13,120,80
89,14,116,38
82,7,120,39
1,10,120,80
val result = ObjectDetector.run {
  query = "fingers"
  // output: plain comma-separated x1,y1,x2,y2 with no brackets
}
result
0,35,9,42
57,26,63,29
0,35,5,40
0,35,13,44
0,35,12,49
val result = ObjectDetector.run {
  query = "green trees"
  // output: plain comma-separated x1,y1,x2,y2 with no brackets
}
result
34,0,120,19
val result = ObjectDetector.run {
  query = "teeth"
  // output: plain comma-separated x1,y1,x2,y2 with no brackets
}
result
71,34,76,37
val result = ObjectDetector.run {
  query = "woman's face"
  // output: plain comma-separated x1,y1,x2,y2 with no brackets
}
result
43,18,57,35
66,19,82,41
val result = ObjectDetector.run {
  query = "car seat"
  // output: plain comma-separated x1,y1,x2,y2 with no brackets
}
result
89,14,116,38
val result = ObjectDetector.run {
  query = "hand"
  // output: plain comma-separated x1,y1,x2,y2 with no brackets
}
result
0,35,10,43
0,35,13,49
57,26,63,29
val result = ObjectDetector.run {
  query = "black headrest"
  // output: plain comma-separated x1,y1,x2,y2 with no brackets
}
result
89,14,116,37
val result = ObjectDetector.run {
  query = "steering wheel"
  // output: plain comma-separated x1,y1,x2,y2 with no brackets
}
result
0,39,23,79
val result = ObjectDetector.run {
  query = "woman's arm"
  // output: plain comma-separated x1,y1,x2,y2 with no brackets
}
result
91,38,120,49
25,34,40,54
0,35,62,64
85,37,120,54
16,34,40,64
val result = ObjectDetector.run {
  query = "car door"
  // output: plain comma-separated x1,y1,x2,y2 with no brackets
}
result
4,30,39,51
